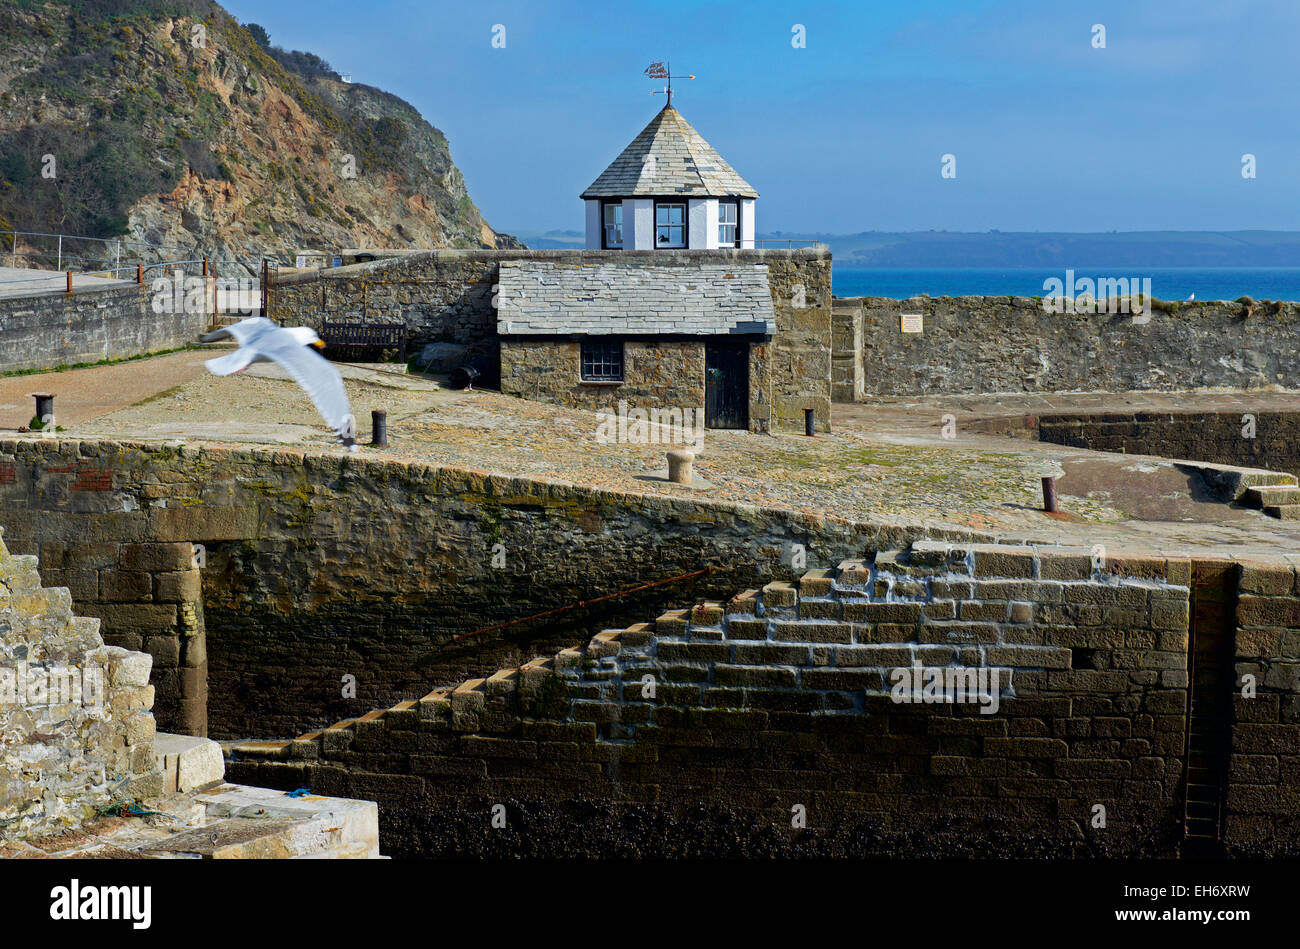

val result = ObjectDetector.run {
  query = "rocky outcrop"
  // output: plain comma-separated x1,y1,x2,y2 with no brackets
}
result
0,2,520,273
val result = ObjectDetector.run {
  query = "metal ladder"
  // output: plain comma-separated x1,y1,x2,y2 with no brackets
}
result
1181,561,1235,856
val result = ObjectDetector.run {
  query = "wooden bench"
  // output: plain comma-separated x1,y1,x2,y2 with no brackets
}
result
320,321,407,363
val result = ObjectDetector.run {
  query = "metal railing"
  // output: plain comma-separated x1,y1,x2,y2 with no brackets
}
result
0,256,263,329
750,239,828,249
1,228,200,272
0,228,284,278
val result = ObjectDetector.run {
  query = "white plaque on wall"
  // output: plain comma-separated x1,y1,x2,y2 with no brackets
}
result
901,313,924,334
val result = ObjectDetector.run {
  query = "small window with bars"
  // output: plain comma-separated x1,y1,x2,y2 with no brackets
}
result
603,202,623,249
580,340,624,382
718,201,738,247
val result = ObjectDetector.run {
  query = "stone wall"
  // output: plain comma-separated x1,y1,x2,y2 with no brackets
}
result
0,438,984,739
35,538,208,738
767,251,832,432
831,298,864,402
268,251,503,370
500,338,773,434
228,541,1196,858
266,249,831,434
0,528,161,838
1228,555,1300,854
8,436,1300,855
0,282,204,374
841,295,1300,396
1036,411,1300,478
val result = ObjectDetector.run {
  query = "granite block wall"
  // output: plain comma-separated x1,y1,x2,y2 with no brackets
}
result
0,438,978,739
1227,554,1300,854
228,541,1197,858
1036,411,1300,478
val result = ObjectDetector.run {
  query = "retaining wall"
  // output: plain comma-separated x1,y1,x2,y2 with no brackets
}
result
1036,411,1300,478
836,295,1300,397
0,281,204,374
0,437,982,738
0,529,162,838
228,542,1203,858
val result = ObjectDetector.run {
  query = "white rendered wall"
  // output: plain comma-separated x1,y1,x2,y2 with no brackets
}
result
741,199,756,249
629,199,654,250
584,200,602,249
688,198,712,250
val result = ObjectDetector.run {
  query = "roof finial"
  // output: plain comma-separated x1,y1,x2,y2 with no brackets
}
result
646,60,693,107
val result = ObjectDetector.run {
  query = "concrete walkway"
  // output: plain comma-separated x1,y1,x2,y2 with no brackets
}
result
0,349,212,429
0,265,137,299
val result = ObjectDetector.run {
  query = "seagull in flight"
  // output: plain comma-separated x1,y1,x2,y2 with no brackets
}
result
201,317,357,450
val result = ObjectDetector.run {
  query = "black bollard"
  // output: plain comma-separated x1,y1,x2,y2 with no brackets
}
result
33,393,54,429
804,408,815,436
371,410,388,447
1041,476,1059,513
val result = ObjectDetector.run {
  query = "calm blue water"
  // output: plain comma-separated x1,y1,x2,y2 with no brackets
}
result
832,267,1300,301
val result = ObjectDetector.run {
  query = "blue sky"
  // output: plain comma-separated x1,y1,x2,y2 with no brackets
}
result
222,0,1300,236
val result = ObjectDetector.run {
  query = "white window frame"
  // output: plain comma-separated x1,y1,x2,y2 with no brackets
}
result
655,202,686,248
602,202,623,249
718,201,739,248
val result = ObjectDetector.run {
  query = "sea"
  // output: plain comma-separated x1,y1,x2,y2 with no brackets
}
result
831,267,1300,301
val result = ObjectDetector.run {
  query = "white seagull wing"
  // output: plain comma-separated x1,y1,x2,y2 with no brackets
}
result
201,316,278,346
258,330,355,438
204,348,257,376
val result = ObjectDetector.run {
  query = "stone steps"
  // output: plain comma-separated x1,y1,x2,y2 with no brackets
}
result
232,540,1188,767
1241,482,1300,520
1263,504,1300,520
150,738,380,858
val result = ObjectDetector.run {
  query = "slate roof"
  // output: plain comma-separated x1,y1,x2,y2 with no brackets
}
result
580,105,758,199
496,260,773,336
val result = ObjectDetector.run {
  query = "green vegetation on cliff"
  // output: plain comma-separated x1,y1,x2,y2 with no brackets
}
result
0,0,519,263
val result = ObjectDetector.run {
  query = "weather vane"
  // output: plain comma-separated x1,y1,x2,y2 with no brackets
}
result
645,60,694,105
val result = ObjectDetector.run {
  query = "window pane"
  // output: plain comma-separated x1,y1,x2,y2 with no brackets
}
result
581,341,624,381
656,203,684,225
719,202,737,224
603,204,622,246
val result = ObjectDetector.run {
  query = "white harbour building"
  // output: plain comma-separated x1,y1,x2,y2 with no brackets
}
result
581,104,758,251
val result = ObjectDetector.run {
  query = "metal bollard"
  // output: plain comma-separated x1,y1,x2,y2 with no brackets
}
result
371,410,388,447
65,271,73,295
667,448,694,485
1041,476,1059,513
804,408,815,436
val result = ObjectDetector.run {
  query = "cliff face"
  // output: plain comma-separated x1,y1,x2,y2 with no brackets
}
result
0,1,520,271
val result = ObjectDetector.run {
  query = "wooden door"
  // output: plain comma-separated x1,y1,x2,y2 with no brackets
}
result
705,341,749,429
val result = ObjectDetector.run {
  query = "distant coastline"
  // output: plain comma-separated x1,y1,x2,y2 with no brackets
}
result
503,229,1300,300
508,228,1300,268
